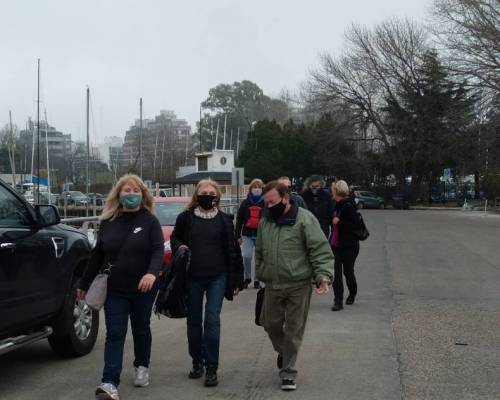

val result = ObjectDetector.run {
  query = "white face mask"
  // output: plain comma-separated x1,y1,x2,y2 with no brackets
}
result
251,188,263,196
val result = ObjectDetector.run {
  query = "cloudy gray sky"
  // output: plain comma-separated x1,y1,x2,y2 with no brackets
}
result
1,0,432,145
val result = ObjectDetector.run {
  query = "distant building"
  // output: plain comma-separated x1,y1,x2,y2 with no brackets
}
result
97,136,124,167
120,110,193,182
19,118,72,160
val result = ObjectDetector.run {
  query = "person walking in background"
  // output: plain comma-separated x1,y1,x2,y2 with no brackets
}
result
277,176,308,209
256,181,333,391
77,174,164,400
301,175,334,238
235,178,265,289
330,180,361,311
170,179,244,388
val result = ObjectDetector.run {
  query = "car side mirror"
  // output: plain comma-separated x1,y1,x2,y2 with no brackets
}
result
35,204,61,227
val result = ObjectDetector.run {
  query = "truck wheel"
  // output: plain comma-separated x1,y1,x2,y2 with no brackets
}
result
48,285,99,357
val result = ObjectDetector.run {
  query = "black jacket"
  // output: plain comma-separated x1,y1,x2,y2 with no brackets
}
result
333,199,360,247
301,188,334,238
235,195,264,238
79,209,164,293
155,246,190,318
170,208,244,300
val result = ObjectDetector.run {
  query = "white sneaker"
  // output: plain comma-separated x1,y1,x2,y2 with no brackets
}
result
134,366,150,387
95,382,120,400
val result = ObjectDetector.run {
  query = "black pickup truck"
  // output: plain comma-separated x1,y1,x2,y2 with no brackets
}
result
0,179,99,357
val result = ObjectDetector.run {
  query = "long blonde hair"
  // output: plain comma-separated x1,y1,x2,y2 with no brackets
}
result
187,179,222,210
100,174,154,221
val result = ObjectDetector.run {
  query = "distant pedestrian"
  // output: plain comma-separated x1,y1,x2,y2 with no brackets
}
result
301,175,334,238
77,174,164,400
330,180,361,311
235,178,265,289
277,176,308,209
170,179,244,387
256,180,333,391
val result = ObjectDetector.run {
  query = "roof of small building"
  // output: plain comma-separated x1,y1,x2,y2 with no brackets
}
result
174,171,233,184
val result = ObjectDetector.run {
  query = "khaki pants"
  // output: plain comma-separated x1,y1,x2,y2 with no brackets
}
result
260,283,312,380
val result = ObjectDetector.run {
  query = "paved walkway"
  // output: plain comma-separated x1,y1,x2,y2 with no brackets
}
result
1,210,499,400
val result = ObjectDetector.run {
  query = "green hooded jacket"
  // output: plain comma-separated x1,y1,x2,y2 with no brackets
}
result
255,204,334,289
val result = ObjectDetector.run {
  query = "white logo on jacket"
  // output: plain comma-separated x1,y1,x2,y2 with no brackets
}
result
133,227,143,234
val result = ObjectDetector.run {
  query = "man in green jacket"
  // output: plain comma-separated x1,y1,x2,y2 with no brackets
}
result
256,180,333,391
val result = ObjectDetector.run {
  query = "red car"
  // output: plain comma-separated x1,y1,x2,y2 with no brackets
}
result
154,196,191,266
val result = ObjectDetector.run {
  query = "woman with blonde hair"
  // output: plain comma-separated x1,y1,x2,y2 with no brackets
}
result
330,180,361,311
171,179,243,388
235,178,265,288
77,174,164,400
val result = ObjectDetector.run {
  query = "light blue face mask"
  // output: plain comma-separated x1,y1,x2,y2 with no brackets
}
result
120,194,142,209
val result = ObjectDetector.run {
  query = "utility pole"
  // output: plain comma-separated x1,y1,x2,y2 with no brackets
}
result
44,109,51,200
139,97,143,179
236,128,240,159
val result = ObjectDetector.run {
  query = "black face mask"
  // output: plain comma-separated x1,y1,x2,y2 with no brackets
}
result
268,200,286,220
198,195,217,210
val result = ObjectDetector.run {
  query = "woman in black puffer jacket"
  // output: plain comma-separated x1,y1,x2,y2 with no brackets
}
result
330,180,361,311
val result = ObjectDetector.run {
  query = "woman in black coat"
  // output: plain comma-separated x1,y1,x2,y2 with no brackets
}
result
330,180,361,311
170,179,243,388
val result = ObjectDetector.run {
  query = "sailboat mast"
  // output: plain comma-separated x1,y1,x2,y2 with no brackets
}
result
44,109,51,199
215,119,220,150
139,97,143,179
223,115,227,150
8,110,16,187
86,87,90,216
36,58,40,204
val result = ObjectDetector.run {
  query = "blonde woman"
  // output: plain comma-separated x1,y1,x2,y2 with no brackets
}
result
235,178,264,288
77,174,164,400
170,179,243,388
330,180,360,311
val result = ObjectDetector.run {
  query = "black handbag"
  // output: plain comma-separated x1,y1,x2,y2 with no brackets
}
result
339,203,369,241
255,288,265,326
353,212,370,241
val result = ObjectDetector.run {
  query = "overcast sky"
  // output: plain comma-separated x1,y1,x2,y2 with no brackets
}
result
1,0,432,145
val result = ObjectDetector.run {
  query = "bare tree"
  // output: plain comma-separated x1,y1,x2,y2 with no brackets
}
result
309,18,429,183
432,0,500,98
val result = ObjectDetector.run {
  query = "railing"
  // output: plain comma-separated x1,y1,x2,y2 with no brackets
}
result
60,199,243,246
61,216,100,246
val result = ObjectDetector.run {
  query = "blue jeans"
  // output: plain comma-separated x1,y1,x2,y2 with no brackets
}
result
241,236,256,281
186,274,227,369
102,288,157,386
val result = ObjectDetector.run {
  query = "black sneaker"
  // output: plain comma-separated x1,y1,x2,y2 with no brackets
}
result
346,295,355,305
281,378,296,391
188,364,204,379
277,354,283,369
331,304,343,311
254,281,261,289
243,278,251,289
204,368,218,387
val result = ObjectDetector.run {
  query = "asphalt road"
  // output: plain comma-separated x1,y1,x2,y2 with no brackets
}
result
0,210,499,400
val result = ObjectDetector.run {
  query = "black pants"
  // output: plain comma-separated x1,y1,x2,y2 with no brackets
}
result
332,244,359,305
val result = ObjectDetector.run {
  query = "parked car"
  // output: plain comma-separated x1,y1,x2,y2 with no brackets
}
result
39,192,59,205
87,193,105,206
0,178,98,357
59,191,89,206
354,191,385,209
154,196,190,265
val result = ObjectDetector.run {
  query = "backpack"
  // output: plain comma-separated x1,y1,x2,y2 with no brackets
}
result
245,204,262,230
